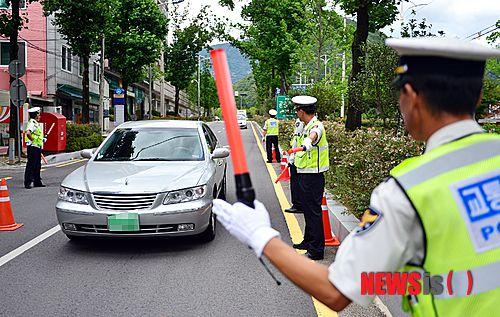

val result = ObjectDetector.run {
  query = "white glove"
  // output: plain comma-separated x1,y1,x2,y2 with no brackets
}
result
262,137,266,143
302,137,313,151
213,199,280,257
43,137,47,143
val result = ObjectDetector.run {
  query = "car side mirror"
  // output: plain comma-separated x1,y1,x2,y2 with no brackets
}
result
211,148,230,159
80,149,95,159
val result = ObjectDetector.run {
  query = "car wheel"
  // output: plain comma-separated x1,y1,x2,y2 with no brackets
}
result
218,171,227,200
199,211,216,243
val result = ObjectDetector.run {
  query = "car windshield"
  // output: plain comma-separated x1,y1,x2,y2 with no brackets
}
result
94,128,204,161
238,115,246,120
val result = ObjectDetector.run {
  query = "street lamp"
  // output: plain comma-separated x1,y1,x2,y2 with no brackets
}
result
198,54,210,119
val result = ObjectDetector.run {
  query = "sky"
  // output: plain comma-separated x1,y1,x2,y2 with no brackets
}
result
179,0,499,46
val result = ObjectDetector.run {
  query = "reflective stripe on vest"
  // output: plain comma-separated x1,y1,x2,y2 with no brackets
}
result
433,261,500,299
391,133,500,317
396,139,500,190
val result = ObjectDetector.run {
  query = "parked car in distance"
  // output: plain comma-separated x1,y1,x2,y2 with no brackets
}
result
56,120,229,242
237,114,247,129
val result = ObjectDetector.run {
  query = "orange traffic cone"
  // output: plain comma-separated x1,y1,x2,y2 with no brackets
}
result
271,144,277,163
322,193,340,246
0,178,23,231
275,151,290,183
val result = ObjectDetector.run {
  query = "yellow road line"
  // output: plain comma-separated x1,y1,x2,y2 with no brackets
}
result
250,122,337,317
55,158,87,168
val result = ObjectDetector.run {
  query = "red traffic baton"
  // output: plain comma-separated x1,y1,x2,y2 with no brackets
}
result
210,49,255,208
287,147,305,155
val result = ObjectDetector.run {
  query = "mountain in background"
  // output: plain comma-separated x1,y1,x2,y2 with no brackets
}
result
201,43,252,83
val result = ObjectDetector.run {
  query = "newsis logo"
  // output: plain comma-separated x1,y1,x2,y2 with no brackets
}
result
361,271,474,296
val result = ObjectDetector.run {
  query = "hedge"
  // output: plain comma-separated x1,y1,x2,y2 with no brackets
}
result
66,123,104,152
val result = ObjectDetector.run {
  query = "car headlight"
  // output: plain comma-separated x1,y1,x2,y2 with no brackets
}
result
58,187,89,205
163,185,206,205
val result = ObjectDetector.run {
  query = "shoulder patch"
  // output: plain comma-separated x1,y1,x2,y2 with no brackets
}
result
356,207,382,235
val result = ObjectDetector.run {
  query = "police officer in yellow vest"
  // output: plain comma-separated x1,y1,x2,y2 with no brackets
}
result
212,38,499,316
291,95,329,260
263,109,281,163
284,118,305,214
24,107,46,189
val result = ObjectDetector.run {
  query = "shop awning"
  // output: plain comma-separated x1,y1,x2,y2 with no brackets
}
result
57,84,100,105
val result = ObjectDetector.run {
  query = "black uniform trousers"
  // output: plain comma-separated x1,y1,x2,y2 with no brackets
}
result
289,163,303,210
265,135,281,163
297,172,325,256
24,145,42,187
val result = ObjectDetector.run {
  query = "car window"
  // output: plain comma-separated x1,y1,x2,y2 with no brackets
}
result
207,126,218,148
202,125,216,153
237,114,246,120
94,128,204,161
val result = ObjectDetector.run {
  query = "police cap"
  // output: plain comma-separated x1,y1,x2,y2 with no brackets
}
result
386,37,500,81
269,109,278,116
292,96,317,111
28,107,41,113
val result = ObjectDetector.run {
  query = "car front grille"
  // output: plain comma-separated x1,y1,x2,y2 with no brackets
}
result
75,224,179,234
92,193,158,211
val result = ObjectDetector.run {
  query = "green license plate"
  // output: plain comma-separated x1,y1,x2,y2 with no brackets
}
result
108,213,139,232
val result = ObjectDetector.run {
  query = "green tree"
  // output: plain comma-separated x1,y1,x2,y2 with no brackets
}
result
106,0,167,120
43,0,113,123
336,0,401,131
1,0,38,156
236,0,309,94
164,7,213,115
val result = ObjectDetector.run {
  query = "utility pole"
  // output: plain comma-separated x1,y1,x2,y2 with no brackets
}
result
341,17,346,118
98,35,105,131
197,54,201,119
149,65,153,120
320,54,330,78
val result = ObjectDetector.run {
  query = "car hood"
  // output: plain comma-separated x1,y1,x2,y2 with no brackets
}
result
68,161,207,194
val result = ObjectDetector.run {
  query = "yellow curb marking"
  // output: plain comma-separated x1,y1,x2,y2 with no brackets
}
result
250,122,337,317
55,158,87,168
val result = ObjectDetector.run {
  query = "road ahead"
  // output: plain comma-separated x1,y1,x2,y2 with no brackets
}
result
0,122,323,317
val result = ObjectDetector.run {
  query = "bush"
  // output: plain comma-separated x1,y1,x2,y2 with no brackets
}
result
66,123,104,152
279,119,422,218
481,122,500,134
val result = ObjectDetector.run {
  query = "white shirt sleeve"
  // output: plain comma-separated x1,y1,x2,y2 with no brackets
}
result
263,120,267,131
26,120,36,133
310,127,322,145
327,178,424,306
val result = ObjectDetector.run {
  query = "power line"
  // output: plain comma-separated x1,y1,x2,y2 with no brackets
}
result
464,23,497,40
470,26,499,41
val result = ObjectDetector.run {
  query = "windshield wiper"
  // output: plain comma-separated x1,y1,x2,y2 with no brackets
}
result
130,158,173,161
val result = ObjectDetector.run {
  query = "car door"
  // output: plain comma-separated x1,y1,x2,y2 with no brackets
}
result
202,124,221,191
204,124,224,187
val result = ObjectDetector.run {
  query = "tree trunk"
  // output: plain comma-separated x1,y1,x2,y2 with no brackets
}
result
280,70,287,95
316,0,324,80
82,56,90,124
8,0,20,157
174,86,180,116
345,1,369,131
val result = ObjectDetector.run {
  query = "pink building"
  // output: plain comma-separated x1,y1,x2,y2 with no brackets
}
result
0,1,49,119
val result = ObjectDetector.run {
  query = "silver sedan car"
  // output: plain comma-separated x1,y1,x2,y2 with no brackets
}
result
56,120,229,242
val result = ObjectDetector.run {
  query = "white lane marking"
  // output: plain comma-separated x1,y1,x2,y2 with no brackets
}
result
0,225,61,268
